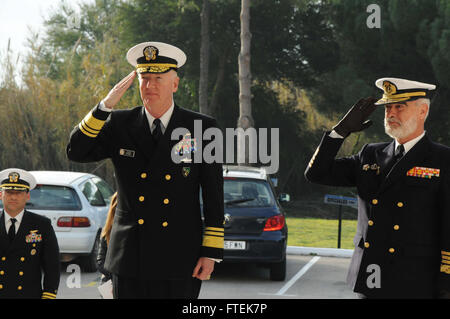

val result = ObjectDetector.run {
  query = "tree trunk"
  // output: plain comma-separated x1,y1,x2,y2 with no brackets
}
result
199,0,211,115
237,0,254,165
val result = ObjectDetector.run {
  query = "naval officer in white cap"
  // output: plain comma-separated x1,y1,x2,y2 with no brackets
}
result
0,168,60,299
305,78,450,298
66,42,224,299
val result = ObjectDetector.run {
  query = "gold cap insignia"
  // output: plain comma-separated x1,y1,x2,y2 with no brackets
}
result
8,172,19,183
383,81,396,96
144,46,158,61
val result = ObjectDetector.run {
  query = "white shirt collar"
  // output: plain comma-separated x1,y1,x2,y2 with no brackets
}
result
4,209,25,224
394,131,426,154
144,101,175,134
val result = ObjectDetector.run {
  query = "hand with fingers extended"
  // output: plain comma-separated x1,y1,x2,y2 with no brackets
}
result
332,97,378,138
103,71,137,109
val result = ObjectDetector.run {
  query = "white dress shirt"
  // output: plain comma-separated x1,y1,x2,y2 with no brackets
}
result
4,210,24,234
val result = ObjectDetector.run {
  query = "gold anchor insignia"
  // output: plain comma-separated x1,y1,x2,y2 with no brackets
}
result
383,81,396,96
8,172,19,183
144,46,158,61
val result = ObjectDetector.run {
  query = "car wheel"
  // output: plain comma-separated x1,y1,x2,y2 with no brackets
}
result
79,233,100,273
269,257,286,281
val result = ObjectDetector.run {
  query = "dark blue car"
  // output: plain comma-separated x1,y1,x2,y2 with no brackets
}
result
221,166,290,281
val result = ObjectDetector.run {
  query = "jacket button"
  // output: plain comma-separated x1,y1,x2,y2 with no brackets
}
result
162,221,168,227
397,202,404,207
17,286,22,290
1,257,5,261
372,199,378,205
389,248,395,253
19,271,23,276
393,225,400,230
364,242,370,248
139,196,145,202
368,220,374,226
141,173,147,179
163,198,169,204
0,284,2,289
165,174,171,181
0,271,4,275
20,257,25,262
138,219,144,225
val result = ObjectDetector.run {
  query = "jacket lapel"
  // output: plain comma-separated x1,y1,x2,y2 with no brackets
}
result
378,135,431,193
128,106,155,162
0,211,8,253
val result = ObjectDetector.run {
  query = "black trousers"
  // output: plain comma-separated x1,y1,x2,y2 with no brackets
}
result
112,275,202,299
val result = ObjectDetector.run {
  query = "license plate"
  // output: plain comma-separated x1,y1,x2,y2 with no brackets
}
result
224,241,246,250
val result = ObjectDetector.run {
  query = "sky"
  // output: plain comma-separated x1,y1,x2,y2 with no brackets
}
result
0,0,93,56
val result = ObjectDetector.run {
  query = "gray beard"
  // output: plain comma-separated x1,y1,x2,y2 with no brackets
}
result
384,116,418,140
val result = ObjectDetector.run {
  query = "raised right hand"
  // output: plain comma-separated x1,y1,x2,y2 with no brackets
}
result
332,97,378,137
103,71,137,109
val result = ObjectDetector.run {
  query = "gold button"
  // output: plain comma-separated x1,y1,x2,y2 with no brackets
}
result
162,221,168,227
138,219,144,225
364,242,370,248
165,174,171,181
368,220,374,226
389,248,395,253
33,244,36,247
141,173,147,179
17,286,22,290
1,257,5,261
139,196,145,202
19,271,23,276
397,202,403,208
163,198,169,204
393,225,400,230
0,271,4,275
0,284,2,289
20,257,25,262
372,199,378,205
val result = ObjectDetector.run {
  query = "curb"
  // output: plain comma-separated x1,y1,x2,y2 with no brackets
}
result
287,246,354,258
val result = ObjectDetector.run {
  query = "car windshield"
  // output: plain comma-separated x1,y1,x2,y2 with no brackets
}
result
224,178,275,207
0,185,82,211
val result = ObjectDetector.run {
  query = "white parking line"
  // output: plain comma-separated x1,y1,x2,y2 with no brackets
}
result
275,256,320,296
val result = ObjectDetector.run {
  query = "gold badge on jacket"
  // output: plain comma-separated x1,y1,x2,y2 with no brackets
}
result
362,163,380,175
25,230,42,243
407,166,440,179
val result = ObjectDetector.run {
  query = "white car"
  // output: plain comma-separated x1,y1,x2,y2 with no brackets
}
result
9,171,114,272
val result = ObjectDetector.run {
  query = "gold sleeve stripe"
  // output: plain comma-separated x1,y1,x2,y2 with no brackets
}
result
442,260,450,265
442,255,450,261
204,231,224,237
42,292,57,297
80,121,99,135
79,123,97,138
82,111,106,131
442,251,450,256
205,227,224,232
202,235,224,249
441,265,450,274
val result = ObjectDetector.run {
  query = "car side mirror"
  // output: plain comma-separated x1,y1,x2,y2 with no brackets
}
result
278,193,290,203
271,178,278,187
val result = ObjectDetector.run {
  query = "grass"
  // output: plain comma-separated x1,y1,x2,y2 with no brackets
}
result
286,217,357,249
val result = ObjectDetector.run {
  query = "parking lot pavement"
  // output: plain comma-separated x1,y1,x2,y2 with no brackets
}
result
57,255,357,299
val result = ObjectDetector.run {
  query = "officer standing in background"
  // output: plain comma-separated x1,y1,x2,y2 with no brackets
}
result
305,78,450,298
0,168,60,299
66,42,224,299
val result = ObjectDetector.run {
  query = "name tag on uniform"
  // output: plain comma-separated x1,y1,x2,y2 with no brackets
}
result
119,149,135,158
407,166,440,179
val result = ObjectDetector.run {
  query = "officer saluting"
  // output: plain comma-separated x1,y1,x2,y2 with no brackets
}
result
305,78,450,298
0,168,60,299
67,42,224,298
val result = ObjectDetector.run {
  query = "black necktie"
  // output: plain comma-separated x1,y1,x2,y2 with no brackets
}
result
152,118,163,143
385,144,405,175
8,218,16,243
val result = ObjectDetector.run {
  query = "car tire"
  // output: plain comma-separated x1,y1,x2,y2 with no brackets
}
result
269,257,286,281
79,233,100,273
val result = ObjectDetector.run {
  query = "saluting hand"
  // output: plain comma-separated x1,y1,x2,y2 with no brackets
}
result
103,71,137,109
192,257,215,281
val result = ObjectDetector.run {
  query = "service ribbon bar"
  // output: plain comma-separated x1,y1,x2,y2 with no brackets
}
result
406,166,440,179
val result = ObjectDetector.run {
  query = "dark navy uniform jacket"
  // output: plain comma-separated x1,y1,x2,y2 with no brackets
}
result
0,210,60,299
305,132,450,298
67,104,224,280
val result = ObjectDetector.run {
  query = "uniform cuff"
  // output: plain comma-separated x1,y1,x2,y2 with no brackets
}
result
78,103,110,138
41,291,57,299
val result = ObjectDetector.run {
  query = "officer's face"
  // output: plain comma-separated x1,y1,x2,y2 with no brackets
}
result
0,189,30,216
384,100,428,141
139,71,179,112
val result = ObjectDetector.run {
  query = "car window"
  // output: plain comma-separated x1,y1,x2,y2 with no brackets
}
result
224,178,275,207
1,185,82,211
91,177,114,205
80,179,106,206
